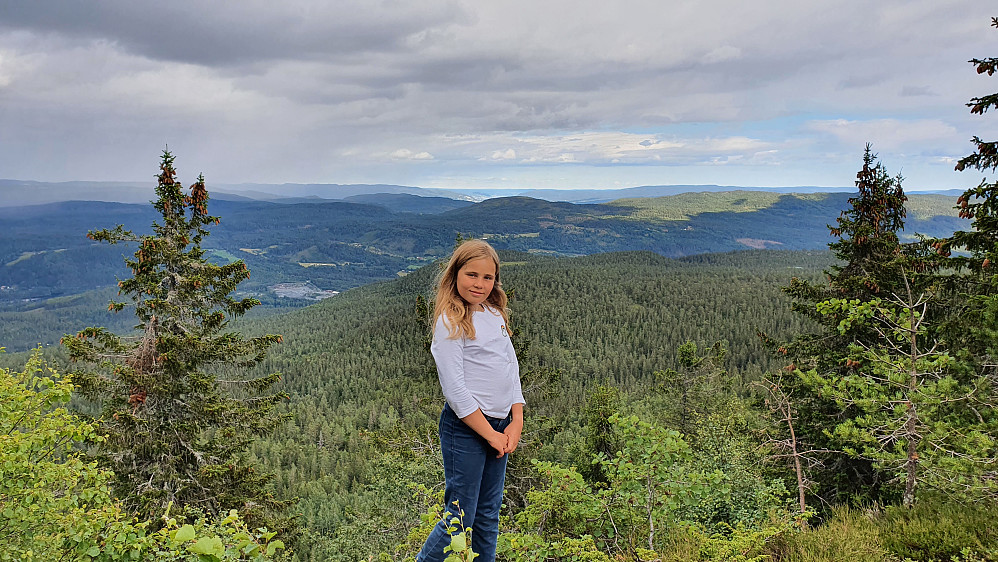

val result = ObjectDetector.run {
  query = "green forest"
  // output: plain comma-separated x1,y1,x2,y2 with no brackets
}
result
4,18,998,562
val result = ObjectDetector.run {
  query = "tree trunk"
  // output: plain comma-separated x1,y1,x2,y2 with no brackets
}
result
903,305,919,508
788,413,807,515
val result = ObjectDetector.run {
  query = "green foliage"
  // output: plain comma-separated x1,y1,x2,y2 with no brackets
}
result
598,414,728,547
876,494,998,562
826,145,907,297
654,340,731,435
769,147,915,507
1,349,119,561
440,504,477,562
658,520,795,562
806,290,998,505
934,17,998,364
679,412,793,528
512,461,606,543
0,350,283,562
575,383,621,485
78,507,287,562
296,453,443,561
62,151,289,530
498,533,612,562
497,414,794,561
765,506,889,562
769,496,998,562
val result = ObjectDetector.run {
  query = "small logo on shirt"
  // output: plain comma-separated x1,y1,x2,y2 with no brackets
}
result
501,325,509,337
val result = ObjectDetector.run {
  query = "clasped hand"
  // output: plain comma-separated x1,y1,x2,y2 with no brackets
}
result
487,420,522,458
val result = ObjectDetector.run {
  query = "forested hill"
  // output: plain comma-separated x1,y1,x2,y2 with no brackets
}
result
0,247,834,559
230,248,833,559
0,190,964,350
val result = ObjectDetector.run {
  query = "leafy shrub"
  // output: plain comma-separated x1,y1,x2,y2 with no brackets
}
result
765,500,998,562
876,495,998,562
1,350,285,561
1,350,123,561
498,534,612,562
655,516,802,562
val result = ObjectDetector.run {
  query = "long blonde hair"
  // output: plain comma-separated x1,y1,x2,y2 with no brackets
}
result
433,239,510,339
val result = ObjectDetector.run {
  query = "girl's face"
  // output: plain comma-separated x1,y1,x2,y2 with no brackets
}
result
455,257,496,309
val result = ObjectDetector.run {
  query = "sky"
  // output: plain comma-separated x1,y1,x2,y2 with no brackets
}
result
0,1,995,192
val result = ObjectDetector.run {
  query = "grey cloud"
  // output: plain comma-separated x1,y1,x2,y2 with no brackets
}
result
900,85,936,97
0,0,992,189
838,74,888,90
0,0,471,66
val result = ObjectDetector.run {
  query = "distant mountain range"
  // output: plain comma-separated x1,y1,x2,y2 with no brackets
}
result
0,189,965,302
0,179,466,207
1,178,965,207
0,187,969,351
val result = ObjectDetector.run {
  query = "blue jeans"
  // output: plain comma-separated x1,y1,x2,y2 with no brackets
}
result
417,404,510,562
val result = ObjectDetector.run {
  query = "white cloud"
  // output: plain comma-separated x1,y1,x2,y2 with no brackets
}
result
389,148,435,161
0,48,31,88
805,118,961,151
490,149,516,160
409,131,783,168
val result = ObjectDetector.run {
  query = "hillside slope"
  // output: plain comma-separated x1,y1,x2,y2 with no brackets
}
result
0,191,966,347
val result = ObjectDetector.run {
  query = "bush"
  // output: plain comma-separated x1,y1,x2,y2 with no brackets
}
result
0,350,285,561
766,498,998,562
876,495,998,562
764,506,890,562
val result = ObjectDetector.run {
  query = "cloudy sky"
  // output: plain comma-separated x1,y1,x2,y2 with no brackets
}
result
0,1,995,191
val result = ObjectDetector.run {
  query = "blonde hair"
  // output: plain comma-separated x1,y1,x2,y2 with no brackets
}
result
433,239,510,339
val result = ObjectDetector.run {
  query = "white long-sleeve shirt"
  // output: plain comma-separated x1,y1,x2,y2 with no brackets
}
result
431,306,525,419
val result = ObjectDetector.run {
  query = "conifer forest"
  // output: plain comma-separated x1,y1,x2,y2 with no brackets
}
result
4,17,998,562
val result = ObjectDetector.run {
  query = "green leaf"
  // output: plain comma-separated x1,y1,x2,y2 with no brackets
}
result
189,536,225,557
174,524,196,543
266,540,285,556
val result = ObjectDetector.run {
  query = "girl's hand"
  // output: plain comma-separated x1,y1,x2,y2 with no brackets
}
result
487,431,509,458
503,419,522,454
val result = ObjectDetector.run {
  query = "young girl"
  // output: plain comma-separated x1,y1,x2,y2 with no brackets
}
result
417,239,525,562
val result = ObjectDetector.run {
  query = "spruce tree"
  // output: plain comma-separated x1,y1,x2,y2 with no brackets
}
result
63,151,288,528
765,145,908,506
935,17,998,359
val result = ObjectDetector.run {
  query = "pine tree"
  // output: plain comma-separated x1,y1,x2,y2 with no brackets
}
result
576,383,621,485
804,273,997,506
63,151,289,529
765,146,908,506
935,17,998,359
655,340,730,436
827,144,908,297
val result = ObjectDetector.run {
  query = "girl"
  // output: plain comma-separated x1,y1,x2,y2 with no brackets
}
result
417,239,525,562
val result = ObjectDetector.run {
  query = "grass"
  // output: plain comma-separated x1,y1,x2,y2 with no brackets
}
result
6,251,42,267
605,191,787,222
207,248,240,263
905,194,960,220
